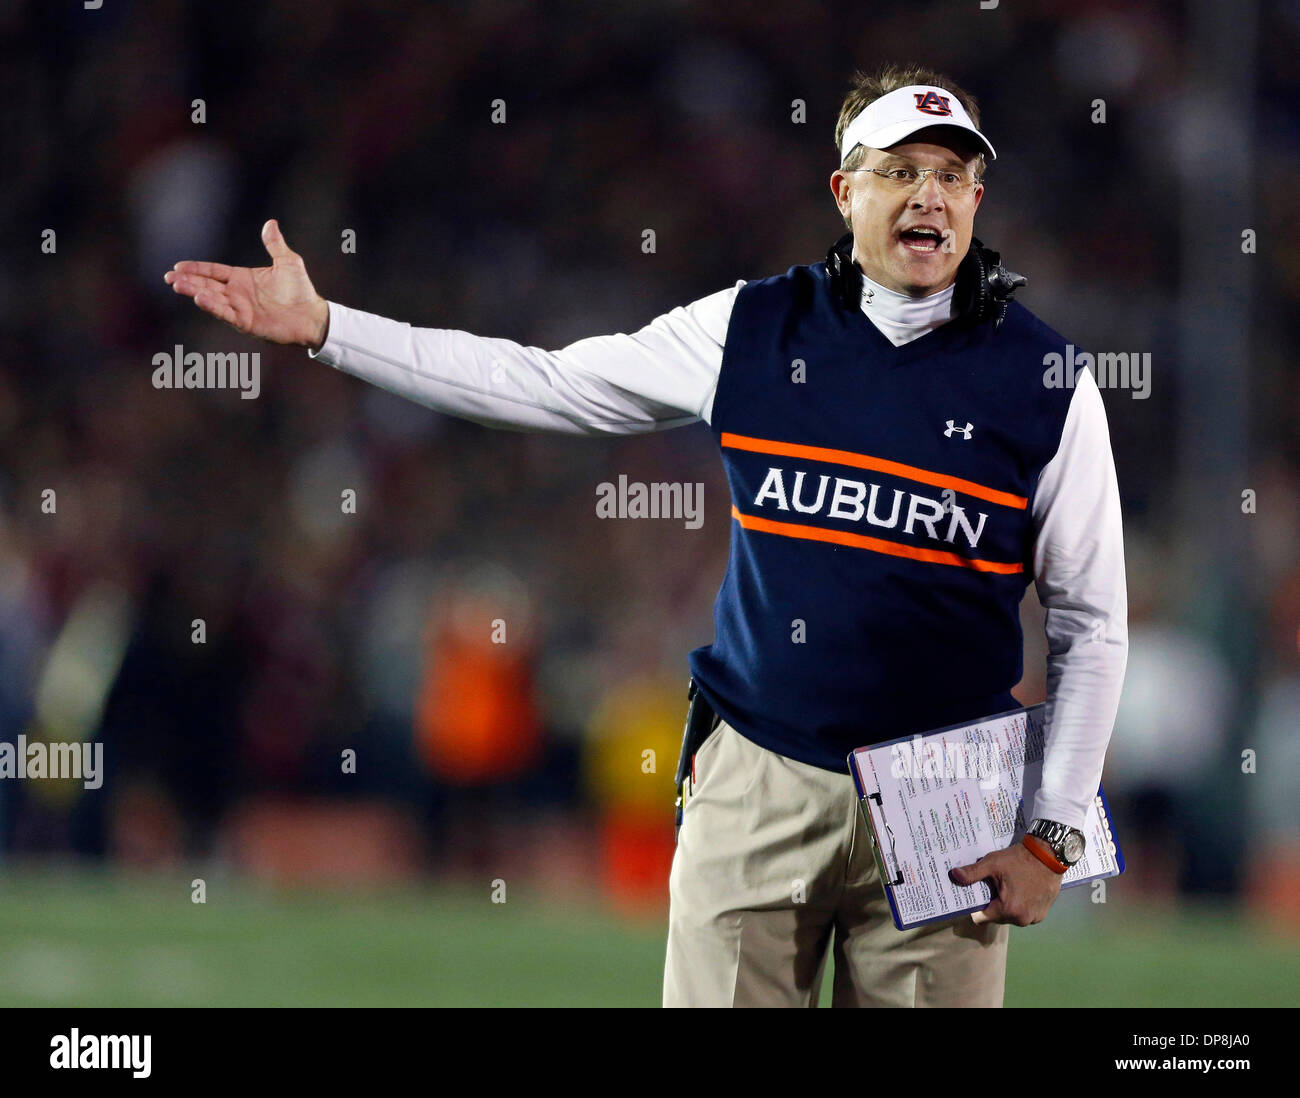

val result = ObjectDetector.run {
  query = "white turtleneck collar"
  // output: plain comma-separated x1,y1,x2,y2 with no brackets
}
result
858,272,957,347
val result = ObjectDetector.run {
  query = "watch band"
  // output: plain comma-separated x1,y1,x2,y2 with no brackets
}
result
1027,817,1086,866
1022,834,1068,874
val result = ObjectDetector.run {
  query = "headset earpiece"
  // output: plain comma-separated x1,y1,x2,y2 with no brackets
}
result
825,232,1027,330
825,232,859,310
955,236,1028,329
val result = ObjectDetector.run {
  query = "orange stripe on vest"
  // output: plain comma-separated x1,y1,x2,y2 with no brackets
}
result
720,432,1028,510
730,505,1024,573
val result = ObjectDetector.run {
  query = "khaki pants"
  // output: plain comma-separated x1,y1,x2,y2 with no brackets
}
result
664,718,1009,1007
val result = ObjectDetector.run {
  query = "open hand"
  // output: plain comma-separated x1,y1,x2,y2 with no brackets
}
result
164,219,329,350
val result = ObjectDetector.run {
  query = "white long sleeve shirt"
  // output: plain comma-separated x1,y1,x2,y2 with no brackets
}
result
308,277,1128,832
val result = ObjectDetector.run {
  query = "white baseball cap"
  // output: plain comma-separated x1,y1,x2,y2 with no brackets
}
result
839,84,997,165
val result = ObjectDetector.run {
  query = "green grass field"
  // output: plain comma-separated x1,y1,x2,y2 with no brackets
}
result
1,867,1296,1006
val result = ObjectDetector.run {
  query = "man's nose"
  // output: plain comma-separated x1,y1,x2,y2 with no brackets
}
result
908,174,945,209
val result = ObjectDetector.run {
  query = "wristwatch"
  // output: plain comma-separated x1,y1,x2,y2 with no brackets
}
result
1022,818,1086,874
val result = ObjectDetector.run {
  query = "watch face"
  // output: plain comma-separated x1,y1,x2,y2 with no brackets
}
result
1063,833,1085,864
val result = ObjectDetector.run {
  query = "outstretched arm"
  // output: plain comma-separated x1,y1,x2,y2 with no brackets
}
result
166,220,738,436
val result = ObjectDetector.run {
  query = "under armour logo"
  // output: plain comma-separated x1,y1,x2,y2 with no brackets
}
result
944,420,973,439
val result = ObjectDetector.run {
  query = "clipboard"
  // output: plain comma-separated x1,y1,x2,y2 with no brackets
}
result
847,701,1125,931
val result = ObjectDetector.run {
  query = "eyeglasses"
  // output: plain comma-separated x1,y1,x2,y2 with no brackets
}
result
845,164,981,195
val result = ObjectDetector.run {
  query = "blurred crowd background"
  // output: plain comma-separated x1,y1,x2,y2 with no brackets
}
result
1,0,1298,928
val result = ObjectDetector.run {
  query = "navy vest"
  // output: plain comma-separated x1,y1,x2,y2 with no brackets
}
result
688,261,1078,773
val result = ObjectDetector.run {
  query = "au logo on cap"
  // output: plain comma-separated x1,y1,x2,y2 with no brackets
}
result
913,91,953,116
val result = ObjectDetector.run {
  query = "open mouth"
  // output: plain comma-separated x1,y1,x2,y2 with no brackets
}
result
898,227,944,254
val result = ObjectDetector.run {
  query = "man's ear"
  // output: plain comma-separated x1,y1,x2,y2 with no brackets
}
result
829,171,853,229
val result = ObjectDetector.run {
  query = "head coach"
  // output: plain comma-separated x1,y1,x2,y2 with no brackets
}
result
165,63,1129,1007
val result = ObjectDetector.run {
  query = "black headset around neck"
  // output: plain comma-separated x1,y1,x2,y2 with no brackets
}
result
824,231,1027,331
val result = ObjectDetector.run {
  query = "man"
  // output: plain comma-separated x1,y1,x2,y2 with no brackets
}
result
165,64,1128,1007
